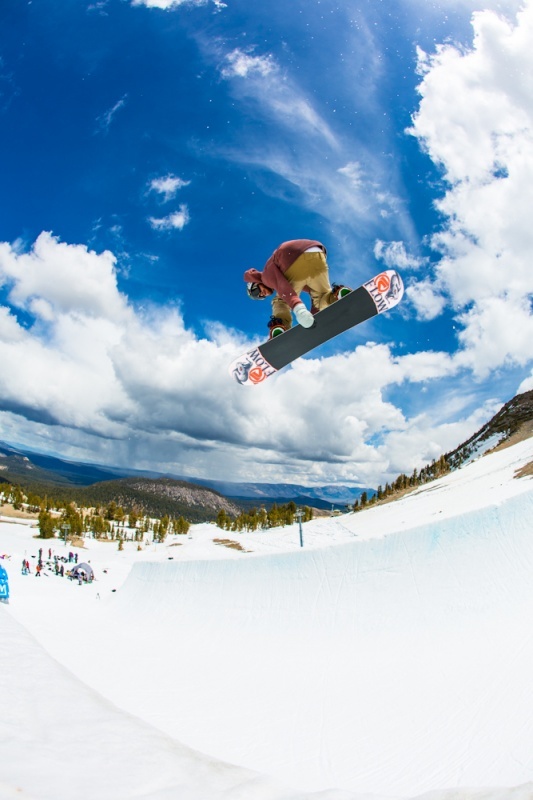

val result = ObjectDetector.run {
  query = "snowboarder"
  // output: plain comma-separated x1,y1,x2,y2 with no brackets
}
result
231,266,404,386
244,239,351,338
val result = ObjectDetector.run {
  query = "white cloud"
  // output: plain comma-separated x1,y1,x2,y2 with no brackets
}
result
148,205,190,231
209,143,409,276
209,48,414,263
0,232,481,487
408,1,533,373
337,161,364,188
405,280,447,321
218,48,338,150
130,0,225,9
517,371,533,394
0,307,25,343
95,94,128,134
221,49,275,79
0,232,125,319
454,294,533,378
374,240,427,271
131,0,203,8
376,394,503,478
87,1,110,14
4,6,533,485
148,175,190,202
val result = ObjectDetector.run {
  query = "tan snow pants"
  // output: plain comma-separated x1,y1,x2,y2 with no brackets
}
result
271,251,336,328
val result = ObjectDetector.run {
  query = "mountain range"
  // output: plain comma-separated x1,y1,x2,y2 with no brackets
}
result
1,388,532,519
0,440,368,511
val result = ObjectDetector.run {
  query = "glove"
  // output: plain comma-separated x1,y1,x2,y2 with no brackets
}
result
293,302,315,329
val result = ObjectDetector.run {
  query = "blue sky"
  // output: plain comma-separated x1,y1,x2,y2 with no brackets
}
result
0,0,532,488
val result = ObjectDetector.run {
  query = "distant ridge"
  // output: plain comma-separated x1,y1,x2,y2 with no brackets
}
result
0,443,241,521
446,389,533,469
0,441,369,510
1,390,532,519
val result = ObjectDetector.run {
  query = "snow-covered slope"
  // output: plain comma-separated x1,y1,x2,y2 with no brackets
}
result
0,609,306,800
2,436,533,800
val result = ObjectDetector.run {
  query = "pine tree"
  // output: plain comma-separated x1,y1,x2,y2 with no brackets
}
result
174,516,190,535
60,503,83,537
11,486,24,510
128,510,140,530
216,509,229,530
38,509,56,539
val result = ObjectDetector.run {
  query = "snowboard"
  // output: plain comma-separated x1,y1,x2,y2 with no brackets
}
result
229,269,404,386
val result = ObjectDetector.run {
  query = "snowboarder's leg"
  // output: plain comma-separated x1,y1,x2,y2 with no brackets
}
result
284,251,330,312
308,273,352,310
307,268,337,311
285,251,344,311
271,297,292,329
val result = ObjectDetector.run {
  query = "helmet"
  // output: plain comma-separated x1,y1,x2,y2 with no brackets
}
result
247,281,264,299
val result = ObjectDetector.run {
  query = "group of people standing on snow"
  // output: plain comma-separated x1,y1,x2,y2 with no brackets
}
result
21,547,80,578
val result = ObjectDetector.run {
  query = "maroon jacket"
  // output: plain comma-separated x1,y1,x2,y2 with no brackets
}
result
244,239,326,309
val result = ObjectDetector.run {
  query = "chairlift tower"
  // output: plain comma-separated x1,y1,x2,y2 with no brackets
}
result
295,508,304,548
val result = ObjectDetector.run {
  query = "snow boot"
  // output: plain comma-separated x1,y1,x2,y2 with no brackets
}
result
268,316,288,339
331,283,352,300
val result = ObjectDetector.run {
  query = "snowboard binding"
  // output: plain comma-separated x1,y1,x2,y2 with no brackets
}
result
331,284,352,300
267,316,289,339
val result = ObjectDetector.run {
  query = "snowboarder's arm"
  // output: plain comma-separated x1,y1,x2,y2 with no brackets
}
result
261,261,302,309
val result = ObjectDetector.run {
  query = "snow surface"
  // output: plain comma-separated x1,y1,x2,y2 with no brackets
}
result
1,438,533,800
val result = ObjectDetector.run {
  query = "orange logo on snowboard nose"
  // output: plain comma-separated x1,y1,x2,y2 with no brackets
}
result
375,273,391,293
249,367,266,383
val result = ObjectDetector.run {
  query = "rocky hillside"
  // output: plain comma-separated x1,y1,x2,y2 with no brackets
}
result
446,389,533,468
83,477,242,521
0,442,242,522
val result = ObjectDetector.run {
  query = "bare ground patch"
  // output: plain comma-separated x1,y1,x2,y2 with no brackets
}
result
213,538,252,553
0,504,39,520
492,420,533,453
515,461,533,479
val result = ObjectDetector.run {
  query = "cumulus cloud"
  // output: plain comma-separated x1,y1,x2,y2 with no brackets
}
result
0,232,125,319
405,280,447,321
0,231,475,487
2,6,533,487
148,175,190,202
517,372,533,394
408,1,533,373
148,205,190,231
